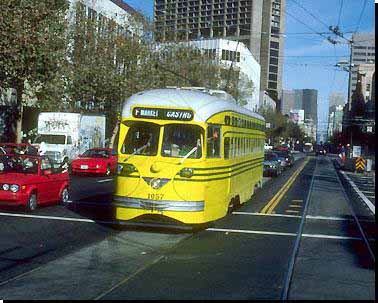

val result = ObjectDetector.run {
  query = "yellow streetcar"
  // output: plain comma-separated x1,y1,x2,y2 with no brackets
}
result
114,88,265,225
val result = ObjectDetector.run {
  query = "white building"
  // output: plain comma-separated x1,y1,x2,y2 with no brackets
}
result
259,91,276,111
67,0,140,28
181,39,261,112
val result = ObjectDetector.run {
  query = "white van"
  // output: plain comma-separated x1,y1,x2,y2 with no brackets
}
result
33,112,106,164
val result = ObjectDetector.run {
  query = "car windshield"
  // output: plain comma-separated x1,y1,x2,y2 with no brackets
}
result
121,122,160,156
161,124,203,159
82,149,109,158
34,134,66,144
0,155,39,174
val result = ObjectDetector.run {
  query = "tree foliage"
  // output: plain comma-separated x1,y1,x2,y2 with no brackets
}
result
258,107,306,144
0,0,69,142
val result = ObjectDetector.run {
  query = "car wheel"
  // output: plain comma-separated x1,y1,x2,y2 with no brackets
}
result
105,165,111,176
61,187,70,205
25,193,37,212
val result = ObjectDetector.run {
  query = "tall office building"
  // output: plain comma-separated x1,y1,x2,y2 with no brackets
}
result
154,0,285,104
328,92,345,113
281,89,295,115
302,89,317,123
281,89,317,122
349,33,375,109
260,0,285,103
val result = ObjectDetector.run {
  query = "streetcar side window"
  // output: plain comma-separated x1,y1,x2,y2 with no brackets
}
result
207,125,221,158
224,137,230,159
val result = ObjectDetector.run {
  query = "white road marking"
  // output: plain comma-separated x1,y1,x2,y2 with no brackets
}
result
0,212,110,224
232,212,301,218
97,178,113,183
289,205,302,208
206,228,364,241
341,171,375,215
285,210,299,213
0,212,373,241
234,212,373,222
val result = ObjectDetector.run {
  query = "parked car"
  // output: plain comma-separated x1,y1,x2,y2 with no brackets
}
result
0,154,69,211
273,150,294,167
270,151,288,170
0,143,39,156
70,148,117,176
264,152,283,177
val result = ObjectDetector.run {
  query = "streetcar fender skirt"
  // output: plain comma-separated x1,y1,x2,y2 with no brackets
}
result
113,196,204,212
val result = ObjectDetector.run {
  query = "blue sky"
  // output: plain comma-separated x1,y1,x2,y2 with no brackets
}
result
124,0,375,133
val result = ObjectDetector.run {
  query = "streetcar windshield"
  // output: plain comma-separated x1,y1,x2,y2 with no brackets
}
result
121,122,160,156
161,124,203,159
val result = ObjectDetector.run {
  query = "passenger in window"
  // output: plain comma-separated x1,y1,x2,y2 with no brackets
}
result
207,127,220,157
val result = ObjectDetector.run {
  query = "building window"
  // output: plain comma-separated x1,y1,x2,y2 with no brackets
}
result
270,49,279,57
269,73,278,81
270,41,279,49
268,81,277,89
270,57,278,65
269,65,278,73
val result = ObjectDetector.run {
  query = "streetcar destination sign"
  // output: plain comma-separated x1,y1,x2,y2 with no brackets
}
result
132,107,193,121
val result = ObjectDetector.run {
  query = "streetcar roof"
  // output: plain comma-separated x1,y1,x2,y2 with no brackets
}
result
121,88,265,123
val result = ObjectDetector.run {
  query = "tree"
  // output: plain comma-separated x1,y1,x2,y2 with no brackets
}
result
0,0,69,142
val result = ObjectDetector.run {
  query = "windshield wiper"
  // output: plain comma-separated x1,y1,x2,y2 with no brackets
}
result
178,139,201,165
123,135,152,162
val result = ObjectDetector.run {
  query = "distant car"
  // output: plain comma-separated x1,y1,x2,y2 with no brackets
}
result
315,146,327,156
0,154,69,211
264,152,283,177
0,143,39,156
273,150,294,167
71,148,117,176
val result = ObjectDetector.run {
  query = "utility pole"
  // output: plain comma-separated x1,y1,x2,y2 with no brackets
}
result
330,25,354,154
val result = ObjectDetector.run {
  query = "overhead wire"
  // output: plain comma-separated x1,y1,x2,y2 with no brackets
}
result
288,0,330,30
337,0,344,28
354,0,368,33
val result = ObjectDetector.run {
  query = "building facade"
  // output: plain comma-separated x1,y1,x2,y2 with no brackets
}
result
281,89,295,115
327,104,343,139
302,89,317,124
153,0,285,106
259,90,276,111
259,0,285,103
177,39,261,111
349,33,375,109
328,91,345,112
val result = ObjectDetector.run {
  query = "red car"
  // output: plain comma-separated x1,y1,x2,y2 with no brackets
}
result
0,154,69,211
71,148,118,176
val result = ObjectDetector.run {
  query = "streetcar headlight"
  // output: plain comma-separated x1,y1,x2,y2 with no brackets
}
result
96,164,100,169
2,184,10,191
179,168,194,178
10,184,19,193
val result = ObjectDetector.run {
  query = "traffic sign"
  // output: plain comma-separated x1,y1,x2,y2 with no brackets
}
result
355,157,366,172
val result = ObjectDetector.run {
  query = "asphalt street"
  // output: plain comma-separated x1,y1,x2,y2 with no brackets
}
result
0,154,375,300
